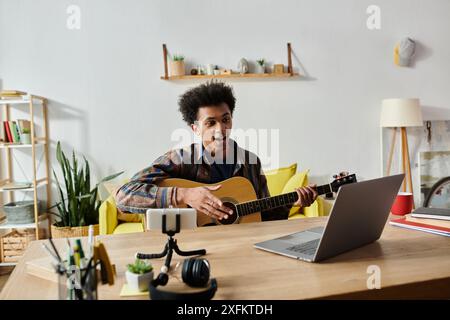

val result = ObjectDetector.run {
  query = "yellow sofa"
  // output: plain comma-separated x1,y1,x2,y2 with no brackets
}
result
99,196,145,235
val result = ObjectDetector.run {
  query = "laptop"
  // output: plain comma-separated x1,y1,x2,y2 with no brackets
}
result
254,174,404,262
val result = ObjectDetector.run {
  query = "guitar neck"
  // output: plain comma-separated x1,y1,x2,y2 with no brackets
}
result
236,183,333,217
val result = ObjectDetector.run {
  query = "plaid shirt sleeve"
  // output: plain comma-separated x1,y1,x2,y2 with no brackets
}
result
114,150,182,213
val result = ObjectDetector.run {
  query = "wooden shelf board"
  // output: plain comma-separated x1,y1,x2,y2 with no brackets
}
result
0,141,46,149
0,180,48,193
0,214,48,230
0,96,45,105
161,72,300,80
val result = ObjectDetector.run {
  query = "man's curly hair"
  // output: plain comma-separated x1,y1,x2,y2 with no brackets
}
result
178,80,236,125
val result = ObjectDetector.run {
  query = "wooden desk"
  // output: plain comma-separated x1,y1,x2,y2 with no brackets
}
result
1,217,450,299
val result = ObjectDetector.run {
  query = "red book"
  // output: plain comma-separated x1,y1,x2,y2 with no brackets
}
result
389,217,450,237
3,121,13,142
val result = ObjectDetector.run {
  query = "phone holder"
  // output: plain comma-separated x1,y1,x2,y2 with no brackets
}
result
136,212,206,275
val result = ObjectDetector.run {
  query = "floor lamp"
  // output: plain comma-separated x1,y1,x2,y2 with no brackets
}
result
380,98,423,208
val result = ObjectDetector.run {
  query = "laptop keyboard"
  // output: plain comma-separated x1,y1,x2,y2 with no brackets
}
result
286,239,320,256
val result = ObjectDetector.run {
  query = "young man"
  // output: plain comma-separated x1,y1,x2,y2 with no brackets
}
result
115,81,317,222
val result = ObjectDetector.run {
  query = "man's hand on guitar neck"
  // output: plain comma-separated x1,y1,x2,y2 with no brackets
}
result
293,185,318,207
176,185,234,221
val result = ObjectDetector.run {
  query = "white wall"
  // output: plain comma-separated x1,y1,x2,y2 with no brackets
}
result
1,0,450,190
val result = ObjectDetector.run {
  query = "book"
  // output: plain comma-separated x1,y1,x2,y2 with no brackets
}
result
405,214,450,229
8,121,20,142
411,207,450,221
12,121,21,142
4,121,13,142
0,90,27,96
390,217,450,237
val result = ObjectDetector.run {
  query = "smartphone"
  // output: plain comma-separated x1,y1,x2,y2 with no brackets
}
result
146,208,197,232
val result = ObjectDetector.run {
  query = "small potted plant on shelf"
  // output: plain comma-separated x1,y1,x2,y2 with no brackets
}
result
255,59,266,74
126,258,154,292
50,141,123,238
20,128,32,144
170,54,185,76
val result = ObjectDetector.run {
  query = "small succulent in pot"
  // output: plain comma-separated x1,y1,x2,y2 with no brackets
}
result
255,58,266,74
126,259,154,291
170,54,185,76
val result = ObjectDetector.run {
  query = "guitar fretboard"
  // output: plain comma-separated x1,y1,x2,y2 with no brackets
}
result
236,183,333,217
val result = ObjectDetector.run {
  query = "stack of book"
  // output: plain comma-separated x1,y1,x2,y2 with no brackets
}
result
0,90,28,100
2,119,31,143
389,207,450,237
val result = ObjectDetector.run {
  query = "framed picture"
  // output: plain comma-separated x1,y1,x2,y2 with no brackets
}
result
418,151,450,205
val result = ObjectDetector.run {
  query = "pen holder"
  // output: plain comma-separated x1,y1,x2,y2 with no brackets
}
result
57,259,99,300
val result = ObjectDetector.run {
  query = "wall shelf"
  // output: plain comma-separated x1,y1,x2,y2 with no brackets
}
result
161,42,299,81
161,72,299,81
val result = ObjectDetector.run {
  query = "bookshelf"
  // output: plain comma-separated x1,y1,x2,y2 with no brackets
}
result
0,94,51,267
161,42,300,81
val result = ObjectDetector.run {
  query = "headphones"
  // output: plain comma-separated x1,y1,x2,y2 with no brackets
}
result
149,257,218,300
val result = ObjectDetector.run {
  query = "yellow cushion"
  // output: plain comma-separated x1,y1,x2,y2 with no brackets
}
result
303,197,324,217
264,163,297,196
113,222,144,235
281,169,310,217
99,196,118,235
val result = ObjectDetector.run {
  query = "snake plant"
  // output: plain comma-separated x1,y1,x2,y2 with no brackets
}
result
51,141,123,227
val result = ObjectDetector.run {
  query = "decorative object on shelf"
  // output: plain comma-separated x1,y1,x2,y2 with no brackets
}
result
237,58,249,74
50,141,123,238
198,65,206,75
380,98,423,208
273,64,285,74
169,54,185,76
394,37,416,67
213,65,220,75
3,200,41,224
126,258,154,292
206,64,215,75
20,127,31,144
220,69,232,75
190,68,198,75
255,59,266,74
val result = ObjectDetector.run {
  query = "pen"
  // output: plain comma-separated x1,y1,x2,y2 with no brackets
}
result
76,239,86,269
88,225,94,259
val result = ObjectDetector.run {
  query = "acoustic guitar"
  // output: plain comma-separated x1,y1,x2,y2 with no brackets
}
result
157,173,357,227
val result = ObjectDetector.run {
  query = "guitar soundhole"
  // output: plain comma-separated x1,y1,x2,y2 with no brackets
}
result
219,202,238,225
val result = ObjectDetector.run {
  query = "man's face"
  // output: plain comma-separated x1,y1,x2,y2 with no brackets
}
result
191,102,233,157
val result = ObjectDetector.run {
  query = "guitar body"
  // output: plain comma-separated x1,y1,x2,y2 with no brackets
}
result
157,177,261,226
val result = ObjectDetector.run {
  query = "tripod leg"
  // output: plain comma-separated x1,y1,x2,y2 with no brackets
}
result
172,239,206,257
136,243,169,259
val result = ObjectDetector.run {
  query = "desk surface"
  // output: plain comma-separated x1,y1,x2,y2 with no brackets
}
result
1,217,450,300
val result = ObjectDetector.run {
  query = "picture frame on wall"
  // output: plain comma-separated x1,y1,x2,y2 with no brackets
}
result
418,150,450,206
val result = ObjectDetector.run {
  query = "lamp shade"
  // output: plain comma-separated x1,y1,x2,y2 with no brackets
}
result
380,98,423,127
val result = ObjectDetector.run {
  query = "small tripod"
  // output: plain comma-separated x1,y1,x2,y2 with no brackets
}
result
136,213,206,277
